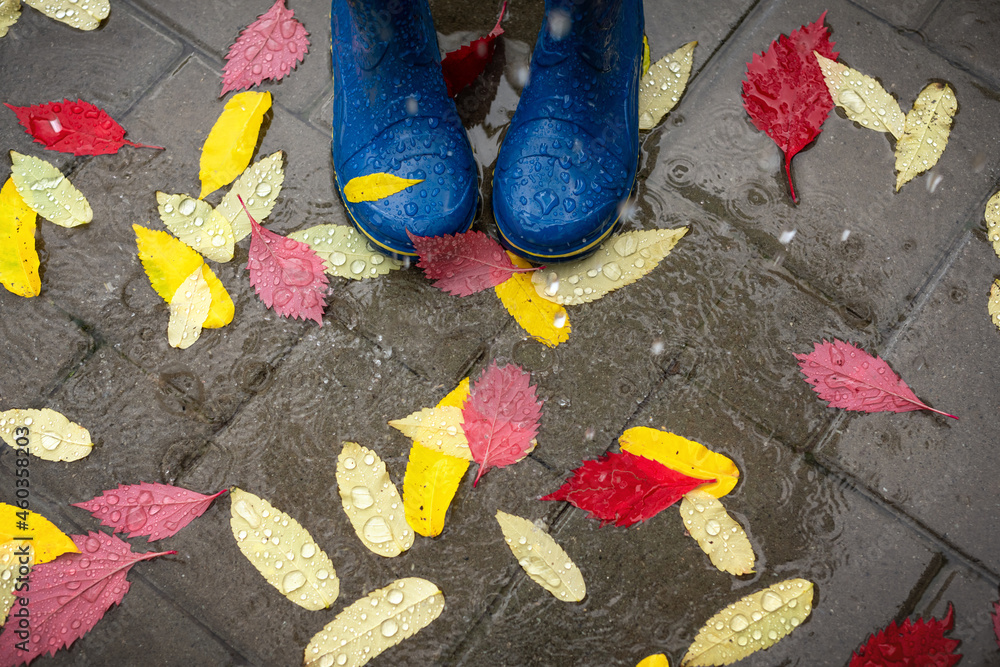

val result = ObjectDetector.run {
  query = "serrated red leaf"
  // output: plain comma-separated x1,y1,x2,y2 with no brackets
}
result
462,361,542,486
795,339,957,419
992,591,1000,649
4,98,163,156
541,451,711,527
441,1,506,98
849,604,961,667
242,196,329,324
221,0,310,96
0,532,174,665
71,483,226,542
409,230,534,296
741,12,837,202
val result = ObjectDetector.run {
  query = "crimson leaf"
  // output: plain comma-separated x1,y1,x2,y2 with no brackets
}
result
72,483,226,541
441,1,507,98
849,604,961,667
5,99,162,156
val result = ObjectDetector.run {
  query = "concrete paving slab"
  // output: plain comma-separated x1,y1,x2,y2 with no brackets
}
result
924,0,1000,91
915,562,1000,665
849,0,938,29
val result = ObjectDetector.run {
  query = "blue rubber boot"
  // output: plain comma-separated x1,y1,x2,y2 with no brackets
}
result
331,0,478,258
493,0,643,263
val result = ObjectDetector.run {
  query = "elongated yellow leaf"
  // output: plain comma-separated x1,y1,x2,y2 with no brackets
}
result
390,406,471,460
337,442,413,557
0,177,40,297
533,228,688,305
0,408,92,462
639,41,695,131
984,190,1000,260
619,427,739,498
211,150,284,242
156,192,234,262
680,490,754,576
199,91,271,198
895,83,957,191
496,510,585,602
0,0,21,38
402,444,468,538
133,224,234,328
682,579,814,666
289,224,403,279
24,0,108,30
304,578,444,667
0,543,31,626
496,252,570,347
989,280,1000,331
343,173,424,203
814,53,904,139
642,36,650,76
0,503,77,564
167,267,212,349
9,151,92,227
637,655,670,667
230,487,339,610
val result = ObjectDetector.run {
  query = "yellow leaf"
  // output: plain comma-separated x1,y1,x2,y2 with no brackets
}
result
304,578,444,667
0,543,31,626
9,151,92,227
0,0,21,38
642,35,650,76
0,408,93,462
156,192,234,262
495,510,586,602
390,406,472,460
337,442,413,557
199,91,271,198
437,377,471,409
0,177,40,297
230,487,339,610
639,41,696,131
212,150,284,242
343,173,424,203
532,228,688,305
23,0,107,30
495,252,570,347
680,490,755,576
682,579,814,666
619,427,739,498
989,280,1000,331
0,503,77,564
984,190,1000,260
814,53,905,139
895,83,957,191
167,267,212,349
133,224,234,328
637,655,670,667
289,224,403,279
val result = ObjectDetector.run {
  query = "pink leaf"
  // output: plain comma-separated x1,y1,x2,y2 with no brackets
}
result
72,483,227,541
409,230,534,296
243,196,329,324
462,361,542,486
441,1,507,98
795,339,957,419
5,98,163,156
221,0,310,96
992,592,1000,649
0,532,174,664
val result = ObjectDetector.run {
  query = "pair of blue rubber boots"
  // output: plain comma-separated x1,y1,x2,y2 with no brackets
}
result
331,0,643,263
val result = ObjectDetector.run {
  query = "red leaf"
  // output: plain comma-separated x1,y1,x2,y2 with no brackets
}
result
409,230,534,296
795,339,957,419
72,483,226,541
741,12,837,202
0,532,174,664
462,361,542,486
4,98,163,156
993,592,1000,649
441,1,507,97
221,0,310,96
242,196,329,324
541,451,711,527
849,604,961,667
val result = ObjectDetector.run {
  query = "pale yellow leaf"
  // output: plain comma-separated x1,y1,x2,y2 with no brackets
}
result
167,266,212,349
23,0,107,30
0,177,40,297
495,510,585,602
343,173,423,203
199,91,271,198
814,53,904,139
895,83,957,191
532,228,688,305
680,490,755,576
682,578,814,666
0,503,77,564
288,224,402,279
642,35,650,76
229,487,339,610
984,190,1000,260
212,150,284,242
637,655,670,667
156,192,234,262
9,151,92,227
989,280,1000,331
495,252,570,347
337,442,413,557
304,578,444,667
0,408,92,462
639,41,696,130
389,406,471,460
619,427,739,498
0,543,30,626
0,0,21,37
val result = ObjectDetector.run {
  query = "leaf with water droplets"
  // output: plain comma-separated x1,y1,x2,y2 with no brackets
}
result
0,503,77,564
167,266,212,349
619,427,739,498
639,40,695,130
212,150,284,242
895,83,957,191
814,53,904,139
440,1,506,98
412,230,534,297
221,0,310,96
985,190,1000,260
304,577,444,667
229,487,339,610
389,406,472,460
495,510,585,602
5,98,163,155
9,150,92,227
0,0,20,37
0,543,31,626
989,280,1000,332
0,408,93,462
337,442,413,557
156,192,234,262
289,224,402,280
637,655,670,667
680,490,755,576
72,483,226,542
683,578,814,666
495,251,570,347
0,176,40,297
849,603,960,666
199,91,271,198
343,173,424,203
23,0,109,30
532,228,688,306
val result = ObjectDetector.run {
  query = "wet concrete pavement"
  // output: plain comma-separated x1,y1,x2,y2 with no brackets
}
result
2,0,1000,665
